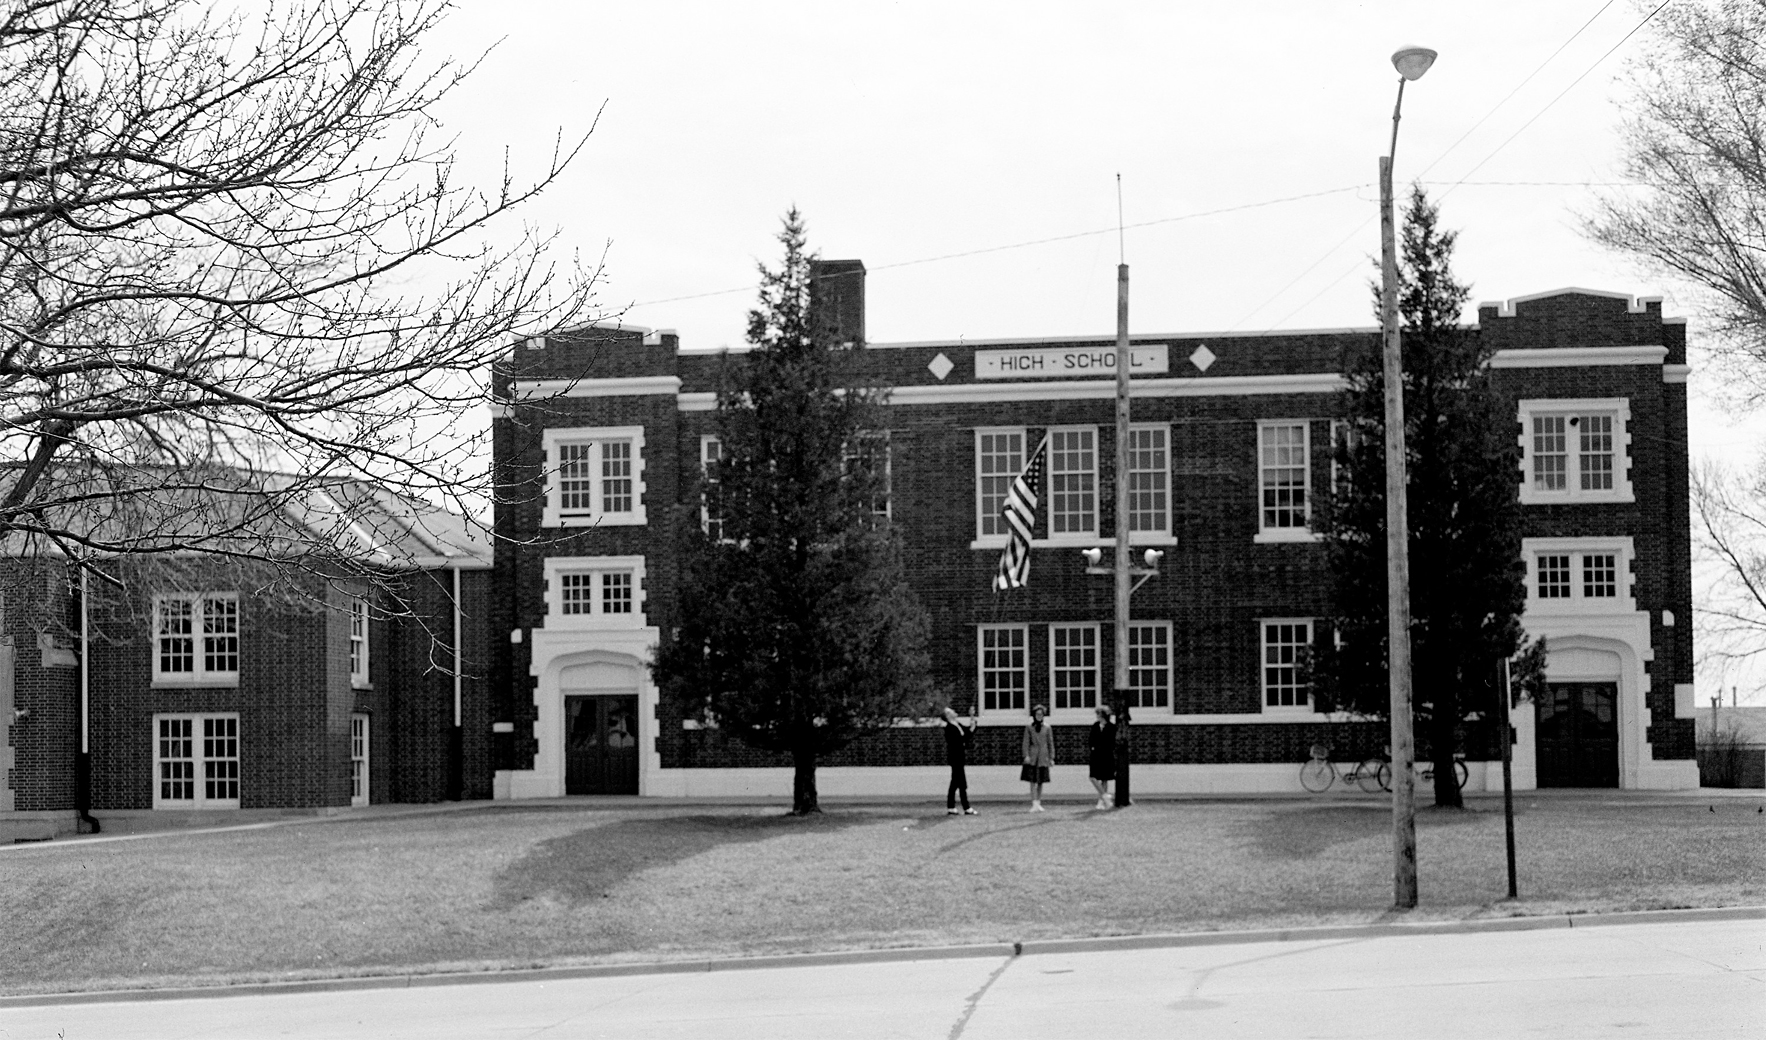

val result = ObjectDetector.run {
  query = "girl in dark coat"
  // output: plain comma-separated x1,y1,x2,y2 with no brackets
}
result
1087,705,1117,809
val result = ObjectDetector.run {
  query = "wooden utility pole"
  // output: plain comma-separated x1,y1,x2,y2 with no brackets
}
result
1113,259,1133,807
1380,101,1418,910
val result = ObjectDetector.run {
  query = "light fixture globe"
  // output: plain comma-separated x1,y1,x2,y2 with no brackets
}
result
1392,46,1437,81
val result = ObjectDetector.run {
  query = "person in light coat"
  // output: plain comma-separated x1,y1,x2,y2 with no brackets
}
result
1021,704,1054,811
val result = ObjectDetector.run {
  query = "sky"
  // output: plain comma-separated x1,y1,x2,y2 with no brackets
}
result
424,0,1763,701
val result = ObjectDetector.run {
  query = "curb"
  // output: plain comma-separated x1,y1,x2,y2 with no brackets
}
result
4,904,1761,1009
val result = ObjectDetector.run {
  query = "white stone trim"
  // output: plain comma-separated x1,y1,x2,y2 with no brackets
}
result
1489,345,1668,368
512,375,683,400
541,555,648,630
498,628,662,799
540,425,647,528
1523,536,1637,615
1518,615,1677,790
1663,364,1691,384
641,761,1513,797
1482,288,1656,317
1517,398,1634,506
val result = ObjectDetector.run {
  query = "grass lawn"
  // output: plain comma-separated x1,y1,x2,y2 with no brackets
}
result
2,795,1762,995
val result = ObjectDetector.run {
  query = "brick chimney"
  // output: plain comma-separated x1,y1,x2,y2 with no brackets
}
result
809,259,866,348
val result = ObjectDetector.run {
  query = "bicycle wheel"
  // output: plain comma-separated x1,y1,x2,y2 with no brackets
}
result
1375,761,1392,792
1300,759,1334,793
1356,758,1386,794
1453,759,1469,790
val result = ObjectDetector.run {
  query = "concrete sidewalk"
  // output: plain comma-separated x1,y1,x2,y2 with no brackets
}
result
8,785,1761,851
3,914,1760,1039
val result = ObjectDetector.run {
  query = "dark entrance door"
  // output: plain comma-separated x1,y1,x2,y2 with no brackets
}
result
564,695,639,795
1536,682,1619,787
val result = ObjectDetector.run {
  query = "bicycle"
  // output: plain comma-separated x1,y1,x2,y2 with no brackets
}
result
1374,752,1468,792
1299,744,1387,794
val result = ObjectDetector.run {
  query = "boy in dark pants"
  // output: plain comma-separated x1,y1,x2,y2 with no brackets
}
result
943,706,978,815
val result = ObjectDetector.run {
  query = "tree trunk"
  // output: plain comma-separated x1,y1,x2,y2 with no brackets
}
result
791,744,820,815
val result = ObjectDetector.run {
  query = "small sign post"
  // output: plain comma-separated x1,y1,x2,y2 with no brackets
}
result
1500,658,1518,900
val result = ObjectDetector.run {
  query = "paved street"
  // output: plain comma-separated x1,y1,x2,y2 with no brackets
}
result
2,917,1761,1039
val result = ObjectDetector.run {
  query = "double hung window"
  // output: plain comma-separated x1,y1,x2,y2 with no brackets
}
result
1050,623,1099,711
1127,426,1169,536
700,435,725,540
1261,619,1313,711
542,426,647,526
154,593,239,684
1257,421,1313,541
349,597,369,688
975,429,1025,542
155,714,240,809
978,625,1028,713
1048,428,1097,538
1518,400,1631,504
1126,622,1171,709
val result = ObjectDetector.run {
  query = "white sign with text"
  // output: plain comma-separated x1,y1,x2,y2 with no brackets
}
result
975,344,1168,379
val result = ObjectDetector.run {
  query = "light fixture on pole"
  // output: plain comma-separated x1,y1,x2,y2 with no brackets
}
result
1380,43,1434,911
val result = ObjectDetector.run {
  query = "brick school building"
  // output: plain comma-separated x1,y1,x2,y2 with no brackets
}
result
487,269,1697,800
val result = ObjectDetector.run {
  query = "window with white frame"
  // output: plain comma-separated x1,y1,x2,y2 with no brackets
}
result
349,597,369,688
350,713,369,807
1050,623,1099,711
1525,537,1634,613
1518,399,1632,504
1127,425,1169,536
155,714,240,809
541,426,647,527
1261,619,1313,710
1257,421,1311,539
700,435,725,540
846,430,891,519
1126,622,1171,709
978,624,1028,713
976,429,1026,540
154,593,239,684
1048,427,1097,538
1329,419,1364,494
544,556,646,625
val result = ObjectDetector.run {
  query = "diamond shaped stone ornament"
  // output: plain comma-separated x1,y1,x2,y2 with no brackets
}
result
928,352,954,381
1189,345,1216,372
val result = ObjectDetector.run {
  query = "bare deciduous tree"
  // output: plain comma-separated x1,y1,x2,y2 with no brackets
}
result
0,0,603,581
1690,459,1766,673
1586,0,1766,400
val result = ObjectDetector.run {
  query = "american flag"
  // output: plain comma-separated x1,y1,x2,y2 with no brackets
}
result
994,435,1049,591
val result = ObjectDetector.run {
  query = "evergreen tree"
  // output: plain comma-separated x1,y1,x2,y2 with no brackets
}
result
653,210,933,814
1318,184,1537,808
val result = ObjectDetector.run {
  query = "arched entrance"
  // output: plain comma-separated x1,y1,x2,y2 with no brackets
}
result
1538,643,1623,788
560,658,640,795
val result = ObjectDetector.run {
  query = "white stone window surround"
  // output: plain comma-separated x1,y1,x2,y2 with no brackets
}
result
152,592,240,687
1255,420,1320,544
541,425,648,528
1517,398,1634,505
153,712,241,810
1260,617,1316,715
543,556,648,630
1523,537,1636,615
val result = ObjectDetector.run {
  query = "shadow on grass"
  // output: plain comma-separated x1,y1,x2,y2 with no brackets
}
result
489,813,871,910
1249,802,1508,860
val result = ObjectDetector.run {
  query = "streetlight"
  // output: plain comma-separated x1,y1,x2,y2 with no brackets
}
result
1380,44,1435,910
